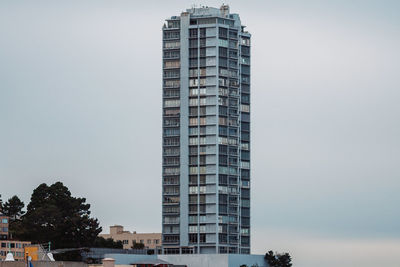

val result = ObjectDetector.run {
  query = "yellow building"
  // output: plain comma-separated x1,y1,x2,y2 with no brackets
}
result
24,245,39,261
100,225,161,250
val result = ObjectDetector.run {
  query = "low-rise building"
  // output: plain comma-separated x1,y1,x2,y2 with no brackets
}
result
104,253,268,267
0,215,9,240
100,225,161,250
0,240,32,261
0,214,32,261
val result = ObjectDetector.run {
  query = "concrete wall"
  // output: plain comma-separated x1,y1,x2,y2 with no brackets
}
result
160,254,267,267
33,261,87,267
104,254,156,265
0,262,25,267
0,262,87,267
160,254,229,267
105,253,267,267
228,254,267,267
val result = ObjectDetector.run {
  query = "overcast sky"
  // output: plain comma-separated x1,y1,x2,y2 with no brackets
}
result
1,0,399,266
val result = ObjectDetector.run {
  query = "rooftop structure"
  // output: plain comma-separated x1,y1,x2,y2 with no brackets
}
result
100,225,162,250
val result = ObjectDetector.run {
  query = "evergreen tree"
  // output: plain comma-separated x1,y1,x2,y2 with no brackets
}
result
93,237,123,249
265,250,292,267
0,194,3,212
16,182,102,251
2,195,25,220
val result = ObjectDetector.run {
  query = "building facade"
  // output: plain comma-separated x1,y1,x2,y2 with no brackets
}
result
100,225,162,250
0,240,32,261
0,214,32,261
0,214,9,240
162,5,251,254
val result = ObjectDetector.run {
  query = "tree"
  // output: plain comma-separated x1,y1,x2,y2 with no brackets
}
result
93,237,123,249
15,182,102,256
0,194,3,212
2,195,25,220
132,242,145,249
265,250,292,267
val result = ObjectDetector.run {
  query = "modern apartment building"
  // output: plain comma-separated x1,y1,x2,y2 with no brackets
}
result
100,225,162,250
162,5,251,254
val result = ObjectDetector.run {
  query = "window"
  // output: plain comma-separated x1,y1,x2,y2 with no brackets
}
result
163,31,180,40
164,137,179,146
163,176,179,185
241,104,250,113
198,18,216,24
164,60,180,69
189,186,198,194
163,216,179,224
164,247,180,254
1,219,7,224
241,57,250,65
218,39,228,47
189,117,198,126
219,246,228,253
241,122,250,131
189,234,198,243
163,196,180,204
164,80,180,88
189,98,198,106
241,198,250,207
164,50,180,59
163,167,180,175
167,20,180,29
241,45,250,56
163,186,179,195
219,233,227,243
241,142,249,150
164,89,179,98
164,99,180,108
164,205,180,214
163,147,179,156
164,69,179,78
189,225,198,233
189,137,198,145
164,41,180,49
199,233,206,243
219,27,228,38
164,118,179,127
189,127,198,135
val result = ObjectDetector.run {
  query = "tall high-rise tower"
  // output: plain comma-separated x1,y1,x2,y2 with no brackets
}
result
162,5,251,255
